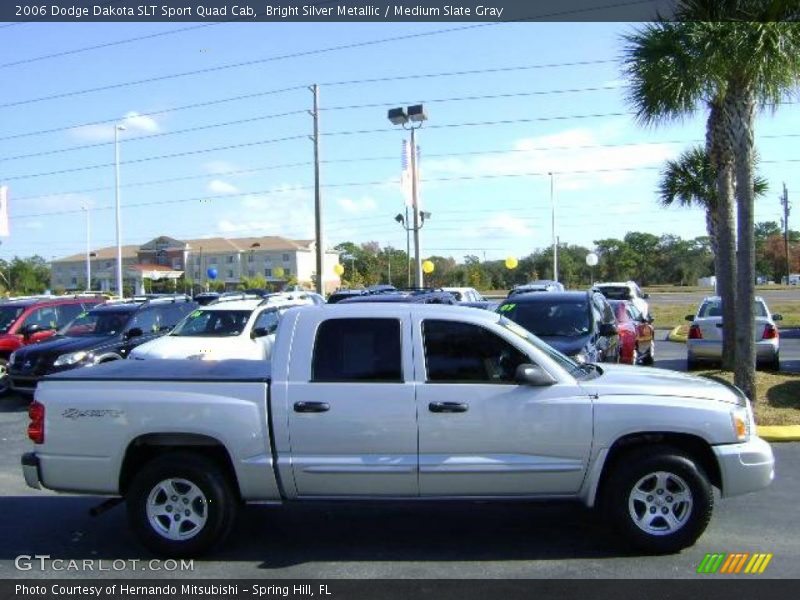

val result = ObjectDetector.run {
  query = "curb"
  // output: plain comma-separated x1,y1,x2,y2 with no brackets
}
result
667,325,688,343
757,425,800,442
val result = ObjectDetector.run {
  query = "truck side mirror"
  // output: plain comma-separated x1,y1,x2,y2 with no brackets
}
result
125,327,143,339
514,363,557,386
21,323,44,338
598,322,618,337
250,327,270,339
685,315,695,322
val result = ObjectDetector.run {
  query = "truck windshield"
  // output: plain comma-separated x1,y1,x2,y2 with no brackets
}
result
60,311,132,337
497,316,598,380
0,306,24,334
171,310,252,337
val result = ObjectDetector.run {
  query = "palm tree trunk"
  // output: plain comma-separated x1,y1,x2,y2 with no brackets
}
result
705,208,722,293
707,101,737,370
728,85,757,401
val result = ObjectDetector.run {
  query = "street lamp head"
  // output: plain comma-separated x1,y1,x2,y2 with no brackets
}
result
420,211,432,221
394,213,405,224
387,107,409,126
407,104,427,123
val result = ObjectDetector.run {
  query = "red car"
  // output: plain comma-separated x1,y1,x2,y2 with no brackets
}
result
609,300,655,365
0,295,105,394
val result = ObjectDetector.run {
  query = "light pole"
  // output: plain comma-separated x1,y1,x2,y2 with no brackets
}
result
388,104,427,287
114,124,126,298
548,171,558,283
395,211,431,287
82,204,91,291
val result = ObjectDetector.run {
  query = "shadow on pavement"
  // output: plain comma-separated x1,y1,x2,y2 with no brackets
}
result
0,496,630,567
0,394,30,414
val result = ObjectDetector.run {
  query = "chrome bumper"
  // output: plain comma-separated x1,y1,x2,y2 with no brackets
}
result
21,452,41,490
713,436,775,498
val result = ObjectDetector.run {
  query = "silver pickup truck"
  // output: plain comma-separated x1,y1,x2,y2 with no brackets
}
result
22,304,774,557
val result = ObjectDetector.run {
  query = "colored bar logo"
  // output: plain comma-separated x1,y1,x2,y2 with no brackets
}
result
697,553,773,574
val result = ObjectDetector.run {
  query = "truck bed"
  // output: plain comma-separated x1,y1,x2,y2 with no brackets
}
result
44,358,271,382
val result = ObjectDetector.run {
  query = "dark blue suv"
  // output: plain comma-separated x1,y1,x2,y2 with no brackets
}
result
497,290,619,363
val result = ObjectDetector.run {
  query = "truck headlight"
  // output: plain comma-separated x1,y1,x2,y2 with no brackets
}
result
731,407,751,441
53,351,89,367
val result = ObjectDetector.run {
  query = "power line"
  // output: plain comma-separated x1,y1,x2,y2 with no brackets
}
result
0,23,222,70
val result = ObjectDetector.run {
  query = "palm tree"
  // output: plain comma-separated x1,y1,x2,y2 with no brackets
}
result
658,145,768,294
622,21,739,370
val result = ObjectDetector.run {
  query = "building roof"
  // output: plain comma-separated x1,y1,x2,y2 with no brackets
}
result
52,235,323,264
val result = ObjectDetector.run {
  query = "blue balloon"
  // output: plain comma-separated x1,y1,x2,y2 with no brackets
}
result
206,267,218,280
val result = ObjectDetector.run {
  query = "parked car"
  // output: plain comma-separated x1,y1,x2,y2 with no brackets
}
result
24,303,773,557
686,296,781,370
507,280,565,297
442,287,486,303
7,297,197,395
193,292,221,306
592,281,651,318
608,300,655,365
129,297,311,361
0,295,105,395
262,291,325,306
498,291,619,363
339,289,458,304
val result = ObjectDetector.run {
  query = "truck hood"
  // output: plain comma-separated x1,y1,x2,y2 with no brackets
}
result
585,364,741,405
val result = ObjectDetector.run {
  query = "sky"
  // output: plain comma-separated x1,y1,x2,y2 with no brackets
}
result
0,20,797,265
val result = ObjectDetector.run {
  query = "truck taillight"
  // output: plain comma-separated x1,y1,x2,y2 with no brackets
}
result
688,324,703,340
763,324,779,340
28,401,44,444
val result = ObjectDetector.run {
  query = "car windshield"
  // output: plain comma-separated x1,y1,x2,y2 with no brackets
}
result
596,286,632,300
0,306,25,334
170,309,252,337
698,299,768,318
60,310,132,337
500,300,591,337
497,316,598,380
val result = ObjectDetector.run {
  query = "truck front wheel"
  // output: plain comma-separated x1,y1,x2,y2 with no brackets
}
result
601,447,713,554
126,452,238,557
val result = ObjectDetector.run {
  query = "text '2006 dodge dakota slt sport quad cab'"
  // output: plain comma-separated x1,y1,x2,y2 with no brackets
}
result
22,304,775,557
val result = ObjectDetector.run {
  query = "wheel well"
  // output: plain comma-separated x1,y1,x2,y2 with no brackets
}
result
597,432,722,497
119,433,240,497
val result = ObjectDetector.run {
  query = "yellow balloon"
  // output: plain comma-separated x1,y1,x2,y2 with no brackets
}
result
505,256,518,270
333,263,344,276
422,260,435,274
273,267,285,278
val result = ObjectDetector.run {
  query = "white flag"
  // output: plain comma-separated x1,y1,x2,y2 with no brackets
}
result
0,186,9,237
400,139,413,207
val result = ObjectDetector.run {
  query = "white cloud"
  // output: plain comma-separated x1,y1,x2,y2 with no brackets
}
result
70,111,161,141
422,125,677,192
207,179,239,195
203,160,242,175
485,214,532,237
337,196,377,214
215,184,315,239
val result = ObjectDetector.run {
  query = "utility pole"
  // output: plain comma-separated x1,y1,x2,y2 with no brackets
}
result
83,205,91,291
781,182,790,284
114,124,126,299
410,126,422,287
310,84,324,295
549,172,558,283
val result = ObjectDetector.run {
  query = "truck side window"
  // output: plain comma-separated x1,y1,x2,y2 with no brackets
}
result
312,318,402,382
423,320,528,383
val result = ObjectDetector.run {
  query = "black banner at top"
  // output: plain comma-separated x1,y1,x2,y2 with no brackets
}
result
2,0,677,23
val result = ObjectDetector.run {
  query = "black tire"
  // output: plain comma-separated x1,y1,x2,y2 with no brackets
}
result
601,446,713,554
126,452,238,557
0,358,9,396
640,344,655,366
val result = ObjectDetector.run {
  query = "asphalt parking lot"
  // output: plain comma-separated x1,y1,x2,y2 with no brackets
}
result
1,347,798,579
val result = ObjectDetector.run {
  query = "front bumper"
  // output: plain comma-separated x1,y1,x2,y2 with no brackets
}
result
21,452,42,490
713,436,775,498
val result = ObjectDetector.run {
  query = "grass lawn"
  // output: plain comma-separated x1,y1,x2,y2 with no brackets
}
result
699,370,800,426
650,300,800,329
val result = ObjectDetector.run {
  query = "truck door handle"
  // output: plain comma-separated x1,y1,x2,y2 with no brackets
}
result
294,401,330,413
429,401,469,413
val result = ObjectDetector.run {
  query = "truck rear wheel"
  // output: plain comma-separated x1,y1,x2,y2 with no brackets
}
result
601,446,713,554
126,452,237,557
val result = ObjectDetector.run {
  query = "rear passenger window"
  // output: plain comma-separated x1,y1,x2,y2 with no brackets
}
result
312,318,402,382
58,304,84,326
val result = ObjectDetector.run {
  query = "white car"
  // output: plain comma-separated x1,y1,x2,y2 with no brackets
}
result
442,287,485,302
686,296,782,370
593,281,650,318
129,298,308,361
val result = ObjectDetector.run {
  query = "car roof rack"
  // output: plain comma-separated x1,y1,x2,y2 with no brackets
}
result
208,293,262,305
